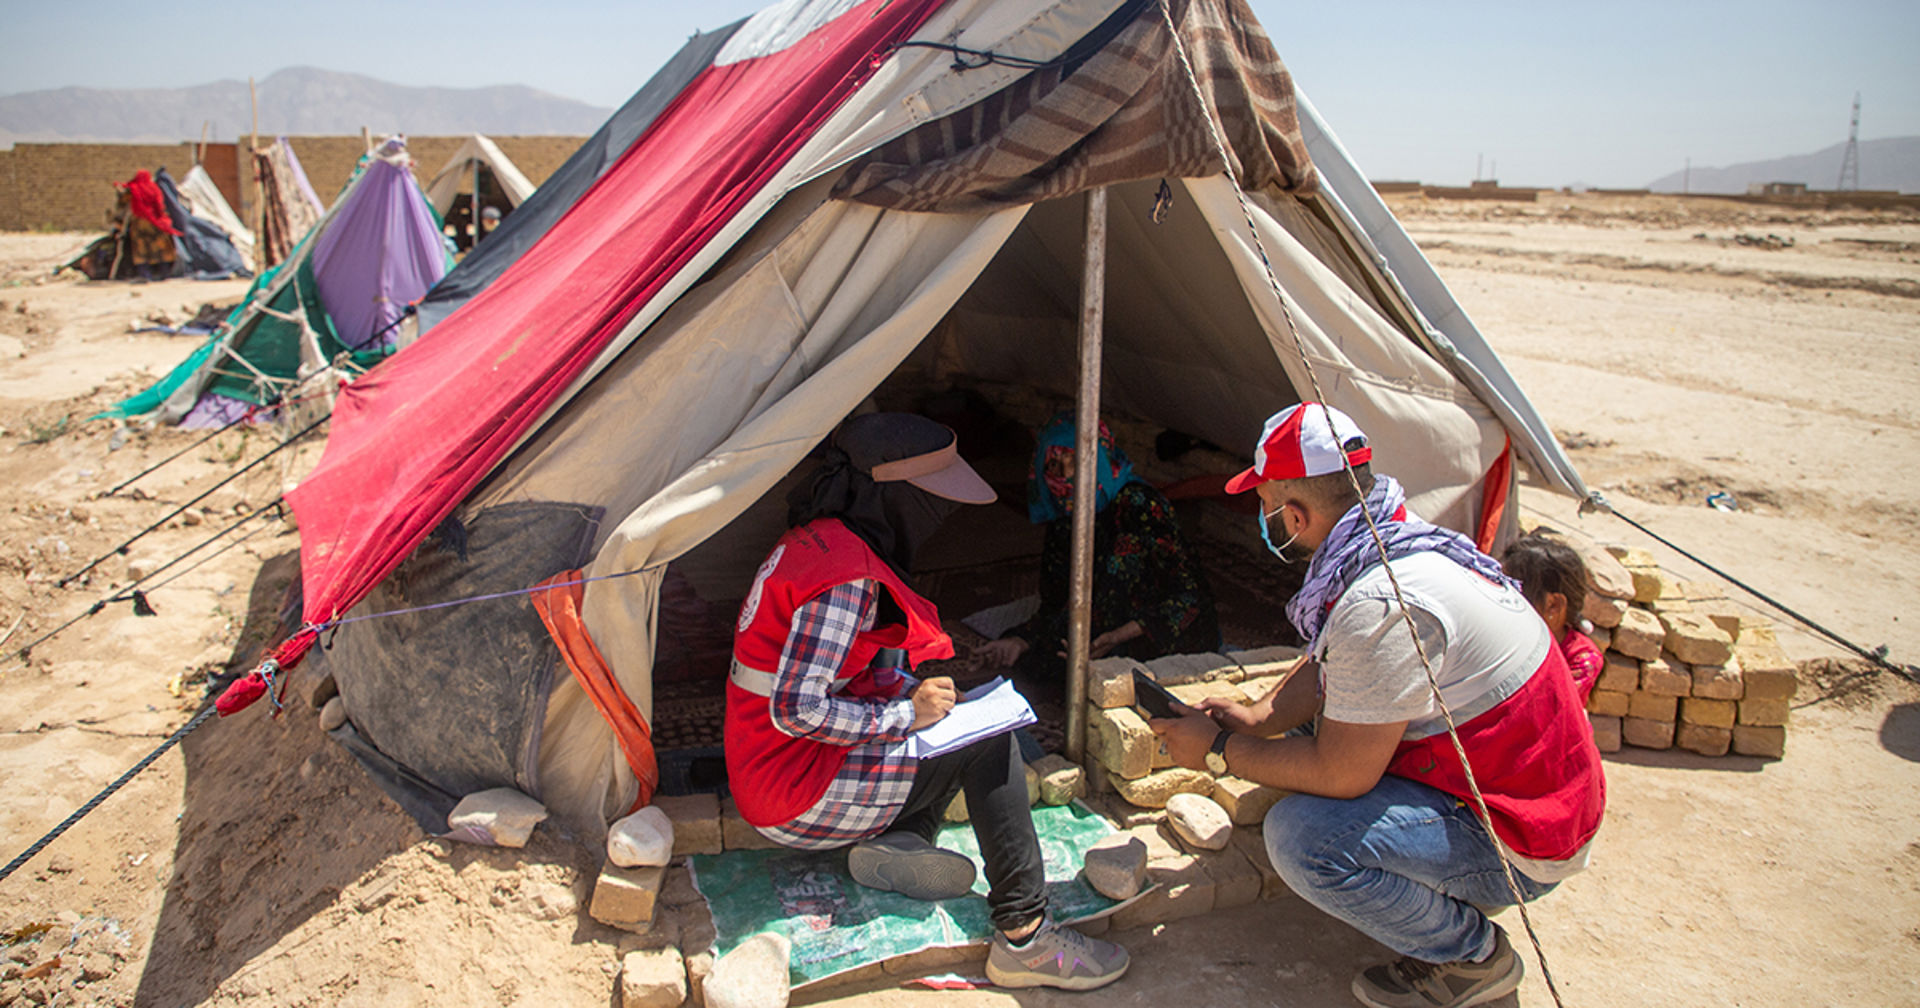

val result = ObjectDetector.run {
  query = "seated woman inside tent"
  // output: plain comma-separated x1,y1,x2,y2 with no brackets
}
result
723,412,1129,991
976,412,1220,682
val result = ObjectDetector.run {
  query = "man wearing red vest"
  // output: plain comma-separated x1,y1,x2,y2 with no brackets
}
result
1151,403,1604,1008
726,413,1128,992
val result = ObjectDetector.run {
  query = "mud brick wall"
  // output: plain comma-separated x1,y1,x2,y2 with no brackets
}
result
0,135,587,233
0,142,204,231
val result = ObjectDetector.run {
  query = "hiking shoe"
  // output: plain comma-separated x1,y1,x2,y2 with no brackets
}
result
985,919,1130,991
847,832,977,901
1351,926,1523,1008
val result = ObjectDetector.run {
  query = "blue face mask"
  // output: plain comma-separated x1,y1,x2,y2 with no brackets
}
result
1258,505,1304,563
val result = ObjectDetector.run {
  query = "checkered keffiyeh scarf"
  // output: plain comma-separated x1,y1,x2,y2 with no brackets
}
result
1287,475,1519,648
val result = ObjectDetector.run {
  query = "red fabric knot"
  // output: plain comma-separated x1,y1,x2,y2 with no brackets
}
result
213,627,322,716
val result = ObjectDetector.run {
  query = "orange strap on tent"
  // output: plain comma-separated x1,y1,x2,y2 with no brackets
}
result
531,570,659,812
1474,437,1513,555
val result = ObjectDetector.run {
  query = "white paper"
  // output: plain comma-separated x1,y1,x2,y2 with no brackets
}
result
905,677,1037,759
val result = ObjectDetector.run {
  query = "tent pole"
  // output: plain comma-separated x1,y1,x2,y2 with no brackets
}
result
1064,185,1108,764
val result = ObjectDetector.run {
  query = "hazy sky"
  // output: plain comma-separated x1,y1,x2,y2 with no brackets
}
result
3,0,1915,188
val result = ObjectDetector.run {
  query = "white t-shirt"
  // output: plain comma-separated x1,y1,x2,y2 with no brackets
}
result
1315,552,1591,882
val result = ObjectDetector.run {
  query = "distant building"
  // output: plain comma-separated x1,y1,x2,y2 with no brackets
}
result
1747,181,1808,196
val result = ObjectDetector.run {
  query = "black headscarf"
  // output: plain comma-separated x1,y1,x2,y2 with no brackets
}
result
787,413,962,578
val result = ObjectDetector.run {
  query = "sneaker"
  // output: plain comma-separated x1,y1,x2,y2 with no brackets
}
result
847,832,977,900
985,920,1130,991
1351,926,1523,1008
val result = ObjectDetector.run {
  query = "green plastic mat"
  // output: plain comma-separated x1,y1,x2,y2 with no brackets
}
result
688,802,1119,986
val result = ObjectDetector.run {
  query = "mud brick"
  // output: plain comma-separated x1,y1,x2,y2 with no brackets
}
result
1660,612,1734,666
1737,619,1779,648
1227,825,1288,901
1597,653,1640,693
1578,541,1636,600
1583,592,1628,629
1084,760,1117,795
620,947,686,1008
685,951,713,1008
1170,680,1250,709
1640,655,1691,697
1732,724,1787,759
1589,625,1613,652
1221,645,1304,682
1145,652,1233,686
1199,843,1262,910
1211,776,1289,826
945,791,968,823
1738,698,1791,727
1681,697,1736,729
653,793,722,856
1088,705,1156,779
1612,607,1664,661
1690,658,1744,701
590,864,666,933
1589,714,1622,753
1606,545,1657,568
1587,689,1630,717
1110,849,1215,929
1030,754,1086,806
1114,767,1214,809
1089,657,1141,709
881,945,988,978
1676,722,1733,757
1627,566,1671,605
1735,644,1798,702
1627,691,1677,721
1621,717,1675,750
720,798,778,851
1024,761,1041,805
1151,735,1174,771
1692,597,1746,639
1238,675,1284,703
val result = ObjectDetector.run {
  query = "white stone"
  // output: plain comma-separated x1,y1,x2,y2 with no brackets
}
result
705,931,791,1008
1164,793,1233,851
444,788,549,848
608,806,675,868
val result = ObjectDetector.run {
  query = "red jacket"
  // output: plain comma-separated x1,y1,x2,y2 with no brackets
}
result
1386,642,1606,862
725,519,951,826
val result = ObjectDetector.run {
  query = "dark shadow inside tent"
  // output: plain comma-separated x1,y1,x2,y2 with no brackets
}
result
646,179,1315,796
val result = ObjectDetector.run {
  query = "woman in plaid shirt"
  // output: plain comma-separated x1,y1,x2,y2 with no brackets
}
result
724,413,1128,991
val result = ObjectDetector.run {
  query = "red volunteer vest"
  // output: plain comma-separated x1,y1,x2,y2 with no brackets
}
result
725,519,953,827
1386,642,1606,862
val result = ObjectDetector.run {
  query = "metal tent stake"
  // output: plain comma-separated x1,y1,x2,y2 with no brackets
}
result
1065,185,1108,763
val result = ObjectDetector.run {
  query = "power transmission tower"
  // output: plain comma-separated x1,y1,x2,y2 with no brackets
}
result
1837,92,1861,191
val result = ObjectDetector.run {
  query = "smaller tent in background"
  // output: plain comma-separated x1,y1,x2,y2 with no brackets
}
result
102,137,452,427
59,168,250,281
424,134,536,253
153,168,250,278
178,163,256,269
254,137,325,269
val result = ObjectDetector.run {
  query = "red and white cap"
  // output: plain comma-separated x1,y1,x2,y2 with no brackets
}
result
1224,403,1372,493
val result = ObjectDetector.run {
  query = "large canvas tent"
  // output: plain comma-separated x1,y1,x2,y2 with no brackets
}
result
105,139,451,426
236,0,1587,837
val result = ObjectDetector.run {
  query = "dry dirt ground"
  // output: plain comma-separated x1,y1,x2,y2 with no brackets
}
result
0,193,1916,1007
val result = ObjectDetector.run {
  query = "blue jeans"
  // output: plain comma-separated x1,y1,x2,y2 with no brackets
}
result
1264,774,1557,963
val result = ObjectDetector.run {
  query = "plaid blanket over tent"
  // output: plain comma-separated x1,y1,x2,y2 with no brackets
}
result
833,0,1314,212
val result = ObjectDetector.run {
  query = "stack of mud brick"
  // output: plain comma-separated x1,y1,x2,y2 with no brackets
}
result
1572,541,1797,759
1078,646,1306,929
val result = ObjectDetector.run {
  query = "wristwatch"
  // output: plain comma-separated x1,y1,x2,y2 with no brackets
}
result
1204,729,1232,774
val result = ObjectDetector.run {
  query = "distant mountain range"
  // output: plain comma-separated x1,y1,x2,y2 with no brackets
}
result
0,67,612,145
1647,136,1920,194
